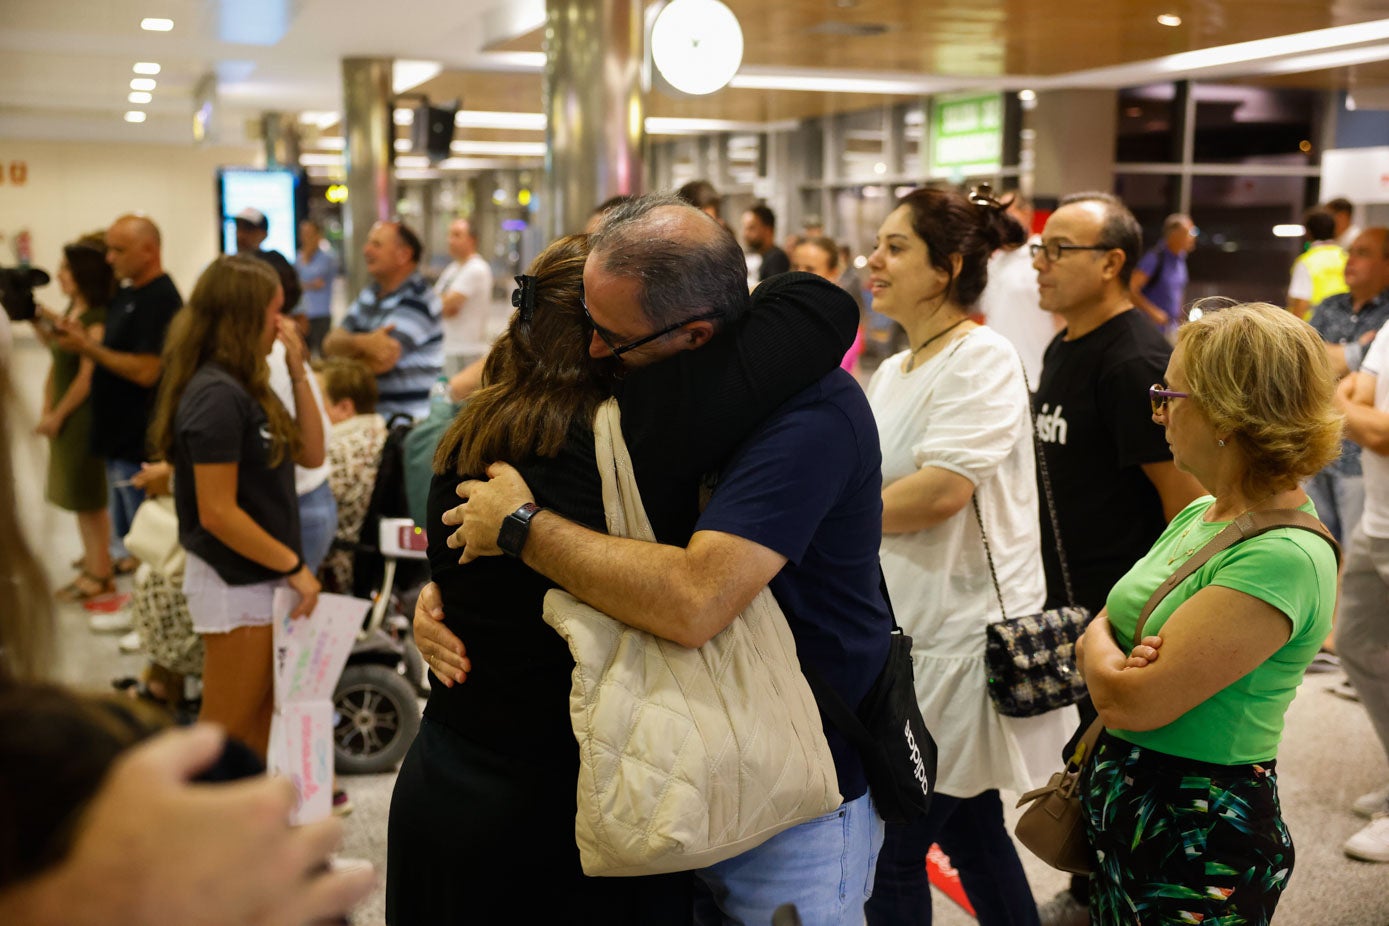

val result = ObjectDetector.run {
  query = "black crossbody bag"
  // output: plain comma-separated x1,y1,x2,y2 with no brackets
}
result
802,573,936,824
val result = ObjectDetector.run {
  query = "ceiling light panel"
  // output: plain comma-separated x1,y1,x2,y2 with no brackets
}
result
133,62,161,75
140,18,173,31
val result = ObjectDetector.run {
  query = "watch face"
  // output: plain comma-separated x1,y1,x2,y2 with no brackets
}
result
650,0,743,96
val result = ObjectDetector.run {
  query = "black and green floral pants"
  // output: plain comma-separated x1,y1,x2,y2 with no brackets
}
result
1080,733,1293,925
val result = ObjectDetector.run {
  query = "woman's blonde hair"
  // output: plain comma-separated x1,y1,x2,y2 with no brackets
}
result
1177,300,1342,499
149,255,300,467
435,234,617,475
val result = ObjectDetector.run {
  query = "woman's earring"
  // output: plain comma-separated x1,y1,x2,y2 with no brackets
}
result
1217,438,1226,447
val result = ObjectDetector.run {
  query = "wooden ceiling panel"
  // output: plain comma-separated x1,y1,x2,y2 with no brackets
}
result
486,1,1389,78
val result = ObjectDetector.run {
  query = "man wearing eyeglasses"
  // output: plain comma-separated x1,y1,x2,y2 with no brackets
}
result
422,194,893,924
1029,192,1203,926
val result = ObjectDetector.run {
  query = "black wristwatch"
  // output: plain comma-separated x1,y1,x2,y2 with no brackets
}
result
497,502,544,558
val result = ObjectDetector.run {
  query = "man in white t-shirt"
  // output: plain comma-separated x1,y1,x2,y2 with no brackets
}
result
433,218,493,375
1332,319,1389,862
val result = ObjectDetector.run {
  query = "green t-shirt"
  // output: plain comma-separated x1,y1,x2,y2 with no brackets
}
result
1104,496,1337,764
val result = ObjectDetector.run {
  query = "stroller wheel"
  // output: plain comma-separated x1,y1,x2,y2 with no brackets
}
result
332,663,421,775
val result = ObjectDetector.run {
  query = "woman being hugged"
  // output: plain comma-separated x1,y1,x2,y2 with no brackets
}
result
149,255,324,760
1076,302,1340,923
37,236,115,601
863,187,1074,926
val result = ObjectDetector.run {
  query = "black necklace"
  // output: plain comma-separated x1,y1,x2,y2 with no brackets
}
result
904,318,969,372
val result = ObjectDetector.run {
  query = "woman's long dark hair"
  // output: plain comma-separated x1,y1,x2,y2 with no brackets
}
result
435,235,618,475
63,236,115,311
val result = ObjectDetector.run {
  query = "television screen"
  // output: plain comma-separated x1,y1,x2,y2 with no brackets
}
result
217,167,300,260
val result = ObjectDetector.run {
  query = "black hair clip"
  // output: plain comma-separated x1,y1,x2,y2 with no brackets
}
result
968,182,1013,212
511,274,536,323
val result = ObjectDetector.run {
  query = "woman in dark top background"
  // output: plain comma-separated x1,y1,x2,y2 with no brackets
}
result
385,231,858,923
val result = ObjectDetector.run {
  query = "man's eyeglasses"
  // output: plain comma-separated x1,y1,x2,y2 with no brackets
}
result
581,294,722,358
1149,384,1191,415
1029,241,1114,263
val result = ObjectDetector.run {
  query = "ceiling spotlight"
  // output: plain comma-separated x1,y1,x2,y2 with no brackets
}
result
1018,89,1037,102
1157,14,1182,27
1273,224,1305,238
128,91,152,104
124,111,147,123
133,62,161,75
130,78,157,91
140,18,174,31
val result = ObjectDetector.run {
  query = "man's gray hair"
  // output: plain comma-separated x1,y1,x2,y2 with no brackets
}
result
588,192,749,329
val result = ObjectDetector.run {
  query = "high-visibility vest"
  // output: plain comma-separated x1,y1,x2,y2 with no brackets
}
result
1298,243,1349,310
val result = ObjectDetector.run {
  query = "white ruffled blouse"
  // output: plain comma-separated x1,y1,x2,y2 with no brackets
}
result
865,326,1077,798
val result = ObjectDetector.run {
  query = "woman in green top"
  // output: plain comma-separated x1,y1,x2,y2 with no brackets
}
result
1075,302,1341,924
36,237,115,601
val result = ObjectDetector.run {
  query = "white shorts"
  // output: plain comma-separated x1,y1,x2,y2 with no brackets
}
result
183,552,285,635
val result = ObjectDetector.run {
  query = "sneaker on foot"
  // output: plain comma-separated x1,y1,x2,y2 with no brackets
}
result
1344,813,1389,862
332,789,354,817
1038,889,1090,926
1354,786,1389,820
89,608,134,633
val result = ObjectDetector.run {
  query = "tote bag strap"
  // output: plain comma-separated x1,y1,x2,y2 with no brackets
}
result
591,398,658,544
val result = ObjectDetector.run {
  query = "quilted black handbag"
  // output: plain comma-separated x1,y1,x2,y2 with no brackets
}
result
973,362,1092,718
974,497,1090,717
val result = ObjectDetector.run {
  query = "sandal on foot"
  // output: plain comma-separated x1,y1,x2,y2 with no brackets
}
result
113,557,141,576
56,571,115,602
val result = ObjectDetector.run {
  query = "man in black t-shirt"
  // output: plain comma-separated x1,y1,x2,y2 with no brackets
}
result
1029,192,1203,926
54,214,183,574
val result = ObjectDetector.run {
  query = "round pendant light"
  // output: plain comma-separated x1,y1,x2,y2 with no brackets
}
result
650,0,744,96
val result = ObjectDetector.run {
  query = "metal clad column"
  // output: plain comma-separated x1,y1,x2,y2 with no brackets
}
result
543,0,645,239
342,57,396,296
261,112,301,169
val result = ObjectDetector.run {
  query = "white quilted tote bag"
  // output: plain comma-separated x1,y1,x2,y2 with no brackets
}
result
543,399,841,877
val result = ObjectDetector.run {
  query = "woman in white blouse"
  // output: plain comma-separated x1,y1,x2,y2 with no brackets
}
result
863,187,1076,926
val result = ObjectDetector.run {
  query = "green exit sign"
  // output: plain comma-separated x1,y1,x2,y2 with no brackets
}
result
931,93,1003,174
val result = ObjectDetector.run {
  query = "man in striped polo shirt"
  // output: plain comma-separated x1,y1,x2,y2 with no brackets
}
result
324,220,443,419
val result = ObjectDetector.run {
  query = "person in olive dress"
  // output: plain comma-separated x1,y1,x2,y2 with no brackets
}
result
36,237,116,600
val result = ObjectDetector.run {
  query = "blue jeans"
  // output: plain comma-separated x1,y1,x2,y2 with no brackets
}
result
107,458,145,561
1304,468,1363,545
298,480,338,574
694,791,884,926
866,790,1040,926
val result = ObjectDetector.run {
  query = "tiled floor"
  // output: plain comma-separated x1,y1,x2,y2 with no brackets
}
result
13,331,1389,925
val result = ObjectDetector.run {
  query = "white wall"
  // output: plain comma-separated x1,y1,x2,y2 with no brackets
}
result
0,139,260,307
